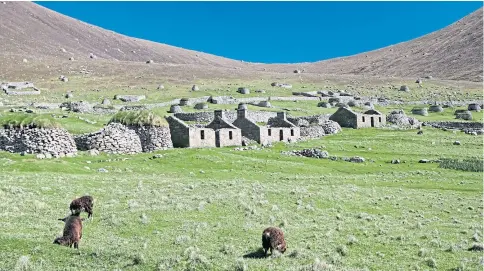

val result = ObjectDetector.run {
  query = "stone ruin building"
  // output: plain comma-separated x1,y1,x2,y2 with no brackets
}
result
166,110,242,148
1,82,41,95
0,126,77,156
329,107,386,129
233,109,300,144
166,109,301,148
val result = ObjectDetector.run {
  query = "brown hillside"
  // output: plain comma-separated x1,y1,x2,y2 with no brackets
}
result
0,1,243,67
0,2,482,82
287,8,483,82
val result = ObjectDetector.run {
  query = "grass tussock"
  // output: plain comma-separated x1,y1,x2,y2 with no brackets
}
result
439,158,483,172
1,114,61,129
109,110,167,127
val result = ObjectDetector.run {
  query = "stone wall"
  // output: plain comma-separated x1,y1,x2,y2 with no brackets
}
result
330,107,358,128
128,125,173,152
165,116,190,148
74,123,142,154
287,115,331,126
174,111,278,123
188,127,216,148
216,128,242,147
300,126,326,139
0,127,77,156
423,121,484,130
232,110,263,143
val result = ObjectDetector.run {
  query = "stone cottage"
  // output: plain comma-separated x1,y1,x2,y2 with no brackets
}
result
232,109,300,144
206,110,242,147
329,107,386,129
166,110,241,148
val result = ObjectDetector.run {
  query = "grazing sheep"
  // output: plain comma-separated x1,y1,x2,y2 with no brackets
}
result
262,227,287,255
70,195,94,219
53,213,83,249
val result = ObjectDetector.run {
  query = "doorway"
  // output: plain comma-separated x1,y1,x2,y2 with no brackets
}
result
279,130,284,141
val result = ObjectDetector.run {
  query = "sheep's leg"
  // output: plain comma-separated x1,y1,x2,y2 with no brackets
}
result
269,248,273,255
74,242,78,249
264,248,268,256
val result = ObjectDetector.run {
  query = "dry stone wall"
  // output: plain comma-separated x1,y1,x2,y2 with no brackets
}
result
423,121,483,131
0,127,77,155
300,126,326,139
127,125,173,152
74,123,142,154
174,111,278,123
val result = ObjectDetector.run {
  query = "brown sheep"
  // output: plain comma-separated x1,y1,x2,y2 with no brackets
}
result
53,213,83,249
70,195,94,219
262,227,287,255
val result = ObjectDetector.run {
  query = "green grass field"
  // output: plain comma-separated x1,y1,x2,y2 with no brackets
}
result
0,127,482,270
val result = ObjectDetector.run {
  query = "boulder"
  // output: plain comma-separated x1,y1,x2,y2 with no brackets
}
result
428,105,443,113
399,85,410,92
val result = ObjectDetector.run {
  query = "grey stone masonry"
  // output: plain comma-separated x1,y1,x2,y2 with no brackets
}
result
330,107,386,129
128,125,173,152
232,109,263,143
74,123,142,154
0,127,77,156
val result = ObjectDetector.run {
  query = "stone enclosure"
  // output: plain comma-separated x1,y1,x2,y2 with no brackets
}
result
0,127,77,156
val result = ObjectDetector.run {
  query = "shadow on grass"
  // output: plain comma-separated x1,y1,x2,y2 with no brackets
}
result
243,248,267,259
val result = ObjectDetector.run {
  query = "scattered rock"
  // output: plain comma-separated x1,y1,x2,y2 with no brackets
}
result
169,105,183,113
317,102,332,108
387,110,420,128
391,159,400,164
237,87,250,94
428,105,443,113
411,108,428,116
283,149,329,159
399,85,410,92
194,102,208,110
192,85,199,91
468,103,481,112
455,111,473,120
146,59,154,64
101,98,111,106
36,154,46,159
65,92,73,99
294,69,301,74
453,141,461,145
98,168,108,173
157,85,165,90
419,159,430,163
59,75,68,82
321,120,342,134
349,156,365,163
89,53,97,59
114,95,146,102
468,244,483,251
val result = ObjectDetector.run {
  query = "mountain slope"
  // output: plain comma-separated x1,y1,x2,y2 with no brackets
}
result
0,2,482,82
0,1,243,67
300,7,483,82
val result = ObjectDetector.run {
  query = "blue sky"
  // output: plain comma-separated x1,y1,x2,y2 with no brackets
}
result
37,1,482,63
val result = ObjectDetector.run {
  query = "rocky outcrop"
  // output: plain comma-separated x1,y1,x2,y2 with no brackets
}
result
386,110,421,128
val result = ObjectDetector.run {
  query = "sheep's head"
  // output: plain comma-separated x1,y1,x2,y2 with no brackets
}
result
53,237,69,246
276,242,287,253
